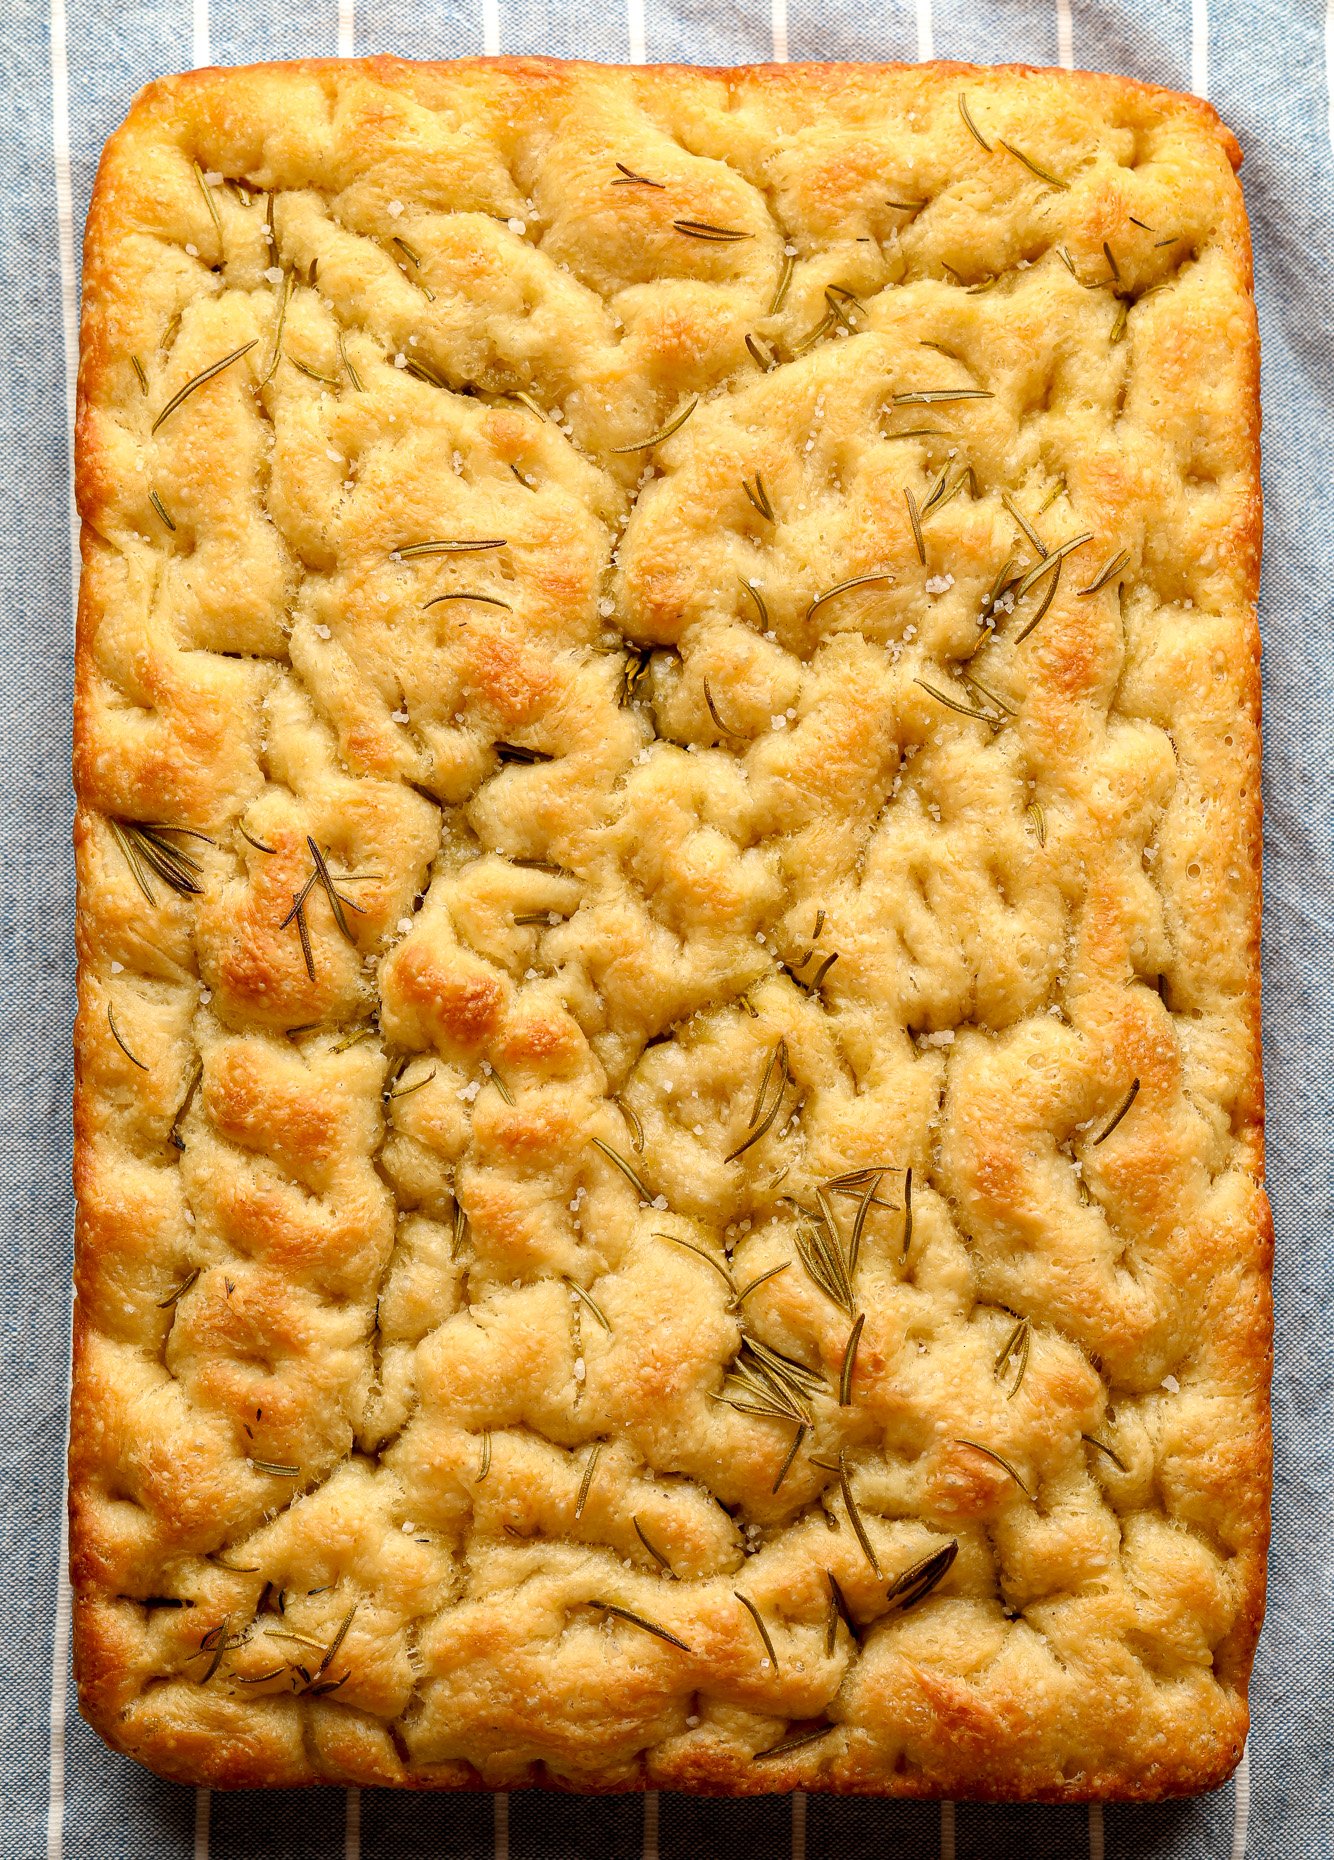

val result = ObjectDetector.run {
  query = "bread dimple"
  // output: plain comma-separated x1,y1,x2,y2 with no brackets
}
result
71,55,1268,1797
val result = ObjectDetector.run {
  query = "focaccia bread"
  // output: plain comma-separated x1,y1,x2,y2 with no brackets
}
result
71,56,1269,1798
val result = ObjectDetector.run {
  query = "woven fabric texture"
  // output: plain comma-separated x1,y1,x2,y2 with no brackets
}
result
0,3,1329,1857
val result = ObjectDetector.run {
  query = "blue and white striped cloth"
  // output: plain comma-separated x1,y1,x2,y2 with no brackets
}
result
3,2,1331,1855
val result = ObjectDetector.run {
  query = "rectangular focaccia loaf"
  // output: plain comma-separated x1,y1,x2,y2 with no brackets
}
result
72,56,1269,1798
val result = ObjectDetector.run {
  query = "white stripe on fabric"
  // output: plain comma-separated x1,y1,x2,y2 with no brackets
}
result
482,0,500,56
193,1788,211,1860
939,1799,955,1860
1191,0,1208,97
494,1792,509,1860
791,1790,807,1860
915,0,934,61
1056,0,1074,69
345,1786,361,1860
338,0,355,58
46,3,78,1853
1089,1801,1104,1860
628,0,646,65
642,1790,660,1860
1326,0,1334,155
771,0,788,64
193,0,210,67
1232,1741,1251,1860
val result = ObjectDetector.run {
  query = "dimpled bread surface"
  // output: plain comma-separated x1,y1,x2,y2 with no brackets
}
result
71,56,1269,1797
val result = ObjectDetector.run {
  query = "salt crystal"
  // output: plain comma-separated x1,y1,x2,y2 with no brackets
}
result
314,624,331,639
1162,1374,1180,1393
264,266,283,284
925,573,955,596
651,1194,669,1211
392,709,409,723
184,243,198,257
110,960,123,974
388,199,404,218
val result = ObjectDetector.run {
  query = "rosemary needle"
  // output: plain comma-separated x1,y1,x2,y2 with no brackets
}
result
734,1592,779,1670
633,1516,674,1574
769,251,795,314
742,474,774,520
673,219,748,241
904,487,926,564
131,354,149,394
107,1003,148,1070
954,1437,1033,1500
611,396,698,452
885,1539,958,1610
148,489,176,532
423,592,512,610
805,571,894,622
999,140,1070,190
574,1442,601,1518
754,1724,835,1761
1092,1077,1140,1145
393,538,506,559
839,1313,865,1406
1078,548,1131,596
740,580,770,628
565,1276,611,1332
613,162,665,188
994,1315,1031,1399
958,92,993,151
892,387,992,407
654,1232,736,1291
151,340,257,435
902,1166,913,1261
192,160,223,249
590,1134,653,1200
914,677,1000,727
1014,532,1094,599
1083,1434,1128,1471
157,1267,200,1308
590,1600,692,1652
731,1261,790,1305
838,1450,882,1575
703,678,740,738
772,1423,806,1493
478,1432,492,1481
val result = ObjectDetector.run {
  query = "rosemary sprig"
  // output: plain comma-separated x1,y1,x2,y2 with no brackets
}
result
148,489,176,532
565,1276,611,1332
794,1213,854,1317
734,1591,779,1670
754,1724,835,1760
157,1267,200,1308
717,1338,817,1424
634,1516,674,1574
306,836,355,939
1078,548,1131,596
772,1423,806,1493
590,1600,692,1652
838,1450,881,1575
1083,1434,1128,1471
742,474,774,520
885,1539,958,1610
958,92,993,151
892,387,992,407
1013,531,1094,599
903,485,928,564
673,219,748,242
954,1437,1033,1500
611,396,698,452
655,1232,735,1291
613,162,665,188
826,1570,857,1654
1092,1077,1140,1145
478,1432,491,1481
590,1134,653,1201
994,1315,1031,1398
914,677,1001,727
740,580,770,628
424,592,513,609
393,538,506,558
575,1442,601,1518
806,571,894,622
109,819,207,902
999,141,1070,190
769,252,795,314
839,1313,865,1406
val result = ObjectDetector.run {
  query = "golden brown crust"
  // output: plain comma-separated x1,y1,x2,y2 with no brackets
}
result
72,55,1268,1798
